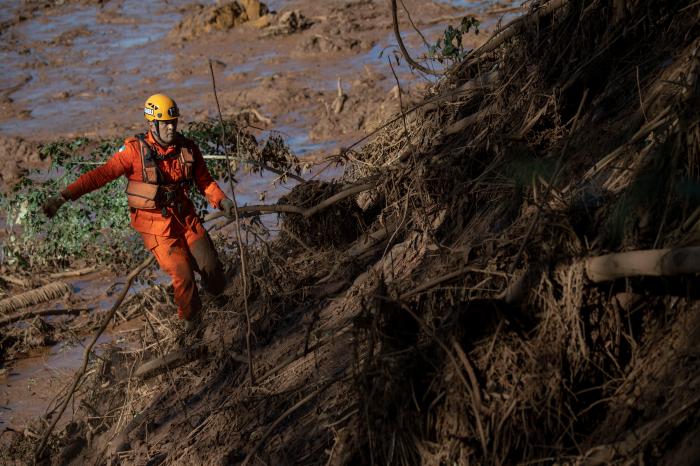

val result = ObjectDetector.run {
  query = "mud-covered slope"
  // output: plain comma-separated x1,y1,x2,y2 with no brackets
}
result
8,0,700,465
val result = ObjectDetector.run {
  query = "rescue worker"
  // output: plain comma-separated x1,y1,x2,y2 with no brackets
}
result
42,94,235,331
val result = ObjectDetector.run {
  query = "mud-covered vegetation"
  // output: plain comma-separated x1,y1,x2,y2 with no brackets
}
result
3,0,700,465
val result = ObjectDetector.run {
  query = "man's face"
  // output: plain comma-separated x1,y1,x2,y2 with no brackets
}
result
152,119,178,144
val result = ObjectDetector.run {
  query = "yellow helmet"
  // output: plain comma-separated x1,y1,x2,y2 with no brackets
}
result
144,93,179,121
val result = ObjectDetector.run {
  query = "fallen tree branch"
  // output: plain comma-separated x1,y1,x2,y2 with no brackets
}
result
400,266,507,300
34,255,155,462
48,266,100,279
585,247,700,283
0,281,72,314
390,0,443,76
444,104,498,136
202,181,376,223
0,307,89,328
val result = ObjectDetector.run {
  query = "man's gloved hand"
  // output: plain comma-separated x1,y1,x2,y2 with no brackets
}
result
220,198,235,219
43,193,67,218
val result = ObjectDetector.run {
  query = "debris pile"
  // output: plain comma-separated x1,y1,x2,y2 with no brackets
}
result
9,1,700,465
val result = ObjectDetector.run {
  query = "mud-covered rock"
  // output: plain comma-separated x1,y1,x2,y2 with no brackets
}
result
169,0,269,42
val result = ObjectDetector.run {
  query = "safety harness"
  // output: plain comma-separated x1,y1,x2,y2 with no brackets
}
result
125,134,195,217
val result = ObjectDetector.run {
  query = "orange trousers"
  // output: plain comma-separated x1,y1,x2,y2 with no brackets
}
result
140,220,225,320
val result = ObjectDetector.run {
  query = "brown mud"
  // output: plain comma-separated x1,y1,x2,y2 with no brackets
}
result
6,1,699,466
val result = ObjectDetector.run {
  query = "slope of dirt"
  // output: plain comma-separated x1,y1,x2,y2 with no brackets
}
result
5,0,700,465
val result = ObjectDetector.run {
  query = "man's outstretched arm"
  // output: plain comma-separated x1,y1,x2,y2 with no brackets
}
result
42,145,133,218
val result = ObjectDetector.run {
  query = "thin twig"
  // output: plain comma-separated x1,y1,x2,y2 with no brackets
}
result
34,255,155,462
209,59,256,385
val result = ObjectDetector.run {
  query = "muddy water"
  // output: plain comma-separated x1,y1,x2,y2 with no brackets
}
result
1,0,516,431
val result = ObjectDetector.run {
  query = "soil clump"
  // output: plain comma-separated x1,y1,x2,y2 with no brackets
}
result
169,0,270,42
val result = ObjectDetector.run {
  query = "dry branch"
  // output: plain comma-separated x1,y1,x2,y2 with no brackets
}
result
0,274,33,288
585,247,700,283
34,255,155,461
236,107,272,125
49,266,100,279
0,281,72,314
390,0,442,76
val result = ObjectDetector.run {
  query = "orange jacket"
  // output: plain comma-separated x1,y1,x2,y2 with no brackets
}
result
64,131,227,237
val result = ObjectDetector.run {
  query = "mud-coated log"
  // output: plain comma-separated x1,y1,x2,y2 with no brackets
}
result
0,281,72,314
585,247,700,283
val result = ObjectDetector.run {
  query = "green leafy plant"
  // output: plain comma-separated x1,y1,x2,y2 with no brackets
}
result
1,139,140,271
428,16,480,63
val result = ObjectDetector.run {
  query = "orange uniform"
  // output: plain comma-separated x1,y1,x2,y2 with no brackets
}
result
64,131,228,320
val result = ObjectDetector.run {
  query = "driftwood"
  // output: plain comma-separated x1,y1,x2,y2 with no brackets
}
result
444,104,498,136
34,255,155,461
585,247,700,283
0,281,72,314
0,307,89,328
236,107,272,125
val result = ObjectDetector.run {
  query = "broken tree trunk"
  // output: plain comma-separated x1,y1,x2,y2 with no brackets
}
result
585,247,700,283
